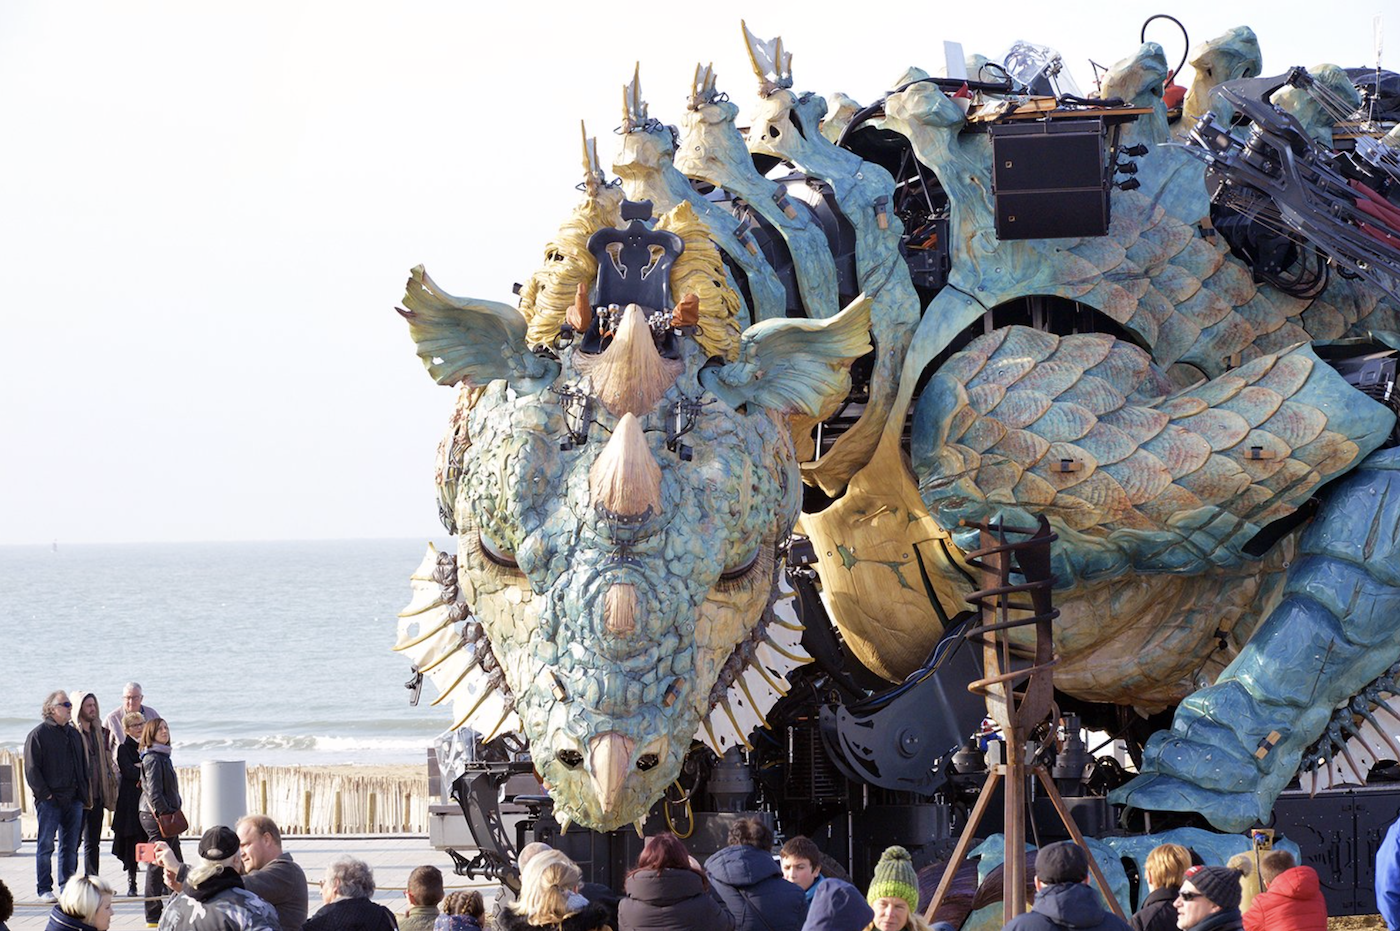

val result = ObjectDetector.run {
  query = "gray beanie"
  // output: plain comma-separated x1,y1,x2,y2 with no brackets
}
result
1185,865,1243,910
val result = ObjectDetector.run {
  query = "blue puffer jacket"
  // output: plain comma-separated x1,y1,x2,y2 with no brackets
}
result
704,845,805,931
1003,882,1132,931
800,879,873,931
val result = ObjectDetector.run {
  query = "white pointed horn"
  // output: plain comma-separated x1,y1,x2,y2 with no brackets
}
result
589,413,663,516
574,304,683,417
589,731,636,816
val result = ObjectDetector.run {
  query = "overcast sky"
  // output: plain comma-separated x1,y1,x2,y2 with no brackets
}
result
0,0,1387,544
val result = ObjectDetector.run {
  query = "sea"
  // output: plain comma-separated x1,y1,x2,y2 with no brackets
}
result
0,539,456,768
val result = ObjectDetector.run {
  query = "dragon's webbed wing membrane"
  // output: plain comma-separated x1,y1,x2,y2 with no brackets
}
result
398,265,559,390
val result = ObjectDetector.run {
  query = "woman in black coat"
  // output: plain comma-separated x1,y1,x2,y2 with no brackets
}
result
620,833,734,931
1131,844,1192,931
110,714,144,897
137,718,182,925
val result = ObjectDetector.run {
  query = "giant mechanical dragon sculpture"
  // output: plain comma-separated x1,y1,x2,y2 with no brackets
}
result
395,22,1400,838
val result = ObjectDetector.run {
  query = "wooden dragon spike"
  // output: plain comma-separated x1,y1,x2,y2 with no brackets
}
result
740,20,793,97
689,62,718,110
580,120,604,196
622,62,648,132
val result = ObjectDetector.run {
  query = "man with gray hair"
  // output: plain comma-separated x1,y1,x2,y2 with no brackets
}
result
24,690,88,903
105,682,159,761
304,857,397,931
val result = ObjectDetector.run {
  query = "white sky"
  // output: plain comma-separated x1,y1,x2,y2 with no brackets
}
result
0,0,1387,544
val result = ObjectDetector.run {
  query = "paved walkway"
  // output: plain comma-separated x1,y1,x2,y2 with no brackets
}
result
2,836,502,931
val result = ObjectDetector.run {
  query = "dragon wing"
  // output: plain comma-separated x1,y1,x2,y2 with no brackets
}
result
397,265,559,391
700,293,872,416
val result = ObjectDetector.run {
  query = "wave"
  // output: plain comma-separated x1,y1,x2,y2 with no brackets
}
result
175,734,431,753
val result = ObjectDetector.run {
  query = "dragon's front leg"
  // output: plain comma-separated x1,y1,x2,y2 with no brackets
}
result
1112,449,1400,831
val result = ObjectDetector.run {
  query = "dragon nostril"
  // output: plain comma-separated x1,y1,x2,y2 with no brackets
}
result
636,754,659,772
768,125,781,140
556,749,583,768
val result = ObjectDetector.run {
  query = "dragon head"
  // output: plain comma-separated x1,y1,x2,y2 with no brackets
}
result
399,260,870,830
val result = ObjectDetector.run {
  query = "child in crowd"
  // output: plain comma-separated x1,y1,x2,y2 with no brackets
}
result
436,891,486,931
782,837,826,909
402,866,446,931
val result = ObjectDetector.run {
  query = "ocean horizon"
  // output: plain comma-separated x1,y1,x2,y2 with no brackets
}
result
0,538,457,767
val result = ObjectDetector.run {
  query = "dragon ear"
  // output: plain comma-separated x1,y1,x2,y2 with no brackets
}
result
397,265,559,392
699,294,872,416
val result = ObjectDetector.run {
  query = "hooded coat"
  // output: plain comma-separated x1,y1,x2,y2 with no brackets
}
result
704,846,805,931
1002,882,1131,931
799,879,873,931
1242,867,1326,931
620,868,734,931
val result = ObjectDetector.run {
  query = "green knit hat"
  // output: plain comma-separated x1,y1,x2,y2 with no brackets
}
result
867,846,919,911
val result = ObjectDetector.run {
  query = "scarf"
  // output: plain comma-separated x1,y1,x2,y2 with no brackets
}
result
143,744,172,756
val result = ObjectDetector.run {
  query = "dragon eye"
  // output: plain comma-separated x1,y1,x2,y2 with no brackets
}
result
719,549,760,582
478,531,518,569
556,749,583,768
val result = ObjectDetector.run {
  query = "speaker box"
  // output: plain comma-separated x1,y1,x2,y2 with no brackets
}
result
991,118,1111,239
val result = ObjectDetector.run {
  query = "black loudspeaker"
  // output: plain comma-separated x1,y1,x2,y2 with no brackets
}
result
991,118,1111,239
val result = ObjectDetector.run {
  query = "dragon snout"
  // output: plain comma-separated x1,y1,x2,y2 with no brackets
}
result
588,731,636,816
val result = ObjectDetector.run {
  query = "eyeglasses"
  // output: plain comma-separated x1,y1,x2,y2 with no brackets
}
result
59,702,72,708
1178,893,1204,902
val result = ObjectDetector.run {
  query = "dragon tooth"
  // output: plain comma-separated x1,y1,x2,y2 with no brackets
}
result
634,819,646,838
557,813,572,835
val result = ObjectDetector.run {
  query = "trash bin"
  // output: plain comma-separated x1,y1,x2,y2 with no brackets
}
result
200,760,247,831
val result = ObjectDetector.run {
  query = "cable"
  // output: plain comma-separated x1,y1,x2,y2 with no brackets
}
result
1140,14,1189,87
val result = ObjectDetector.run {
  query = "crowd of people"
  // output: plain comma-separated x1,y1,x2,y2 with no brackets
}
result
9,686,1391,931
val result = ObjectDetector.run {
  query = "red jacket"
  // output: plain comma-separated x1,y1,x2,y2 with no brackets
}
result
1242,867,1327,931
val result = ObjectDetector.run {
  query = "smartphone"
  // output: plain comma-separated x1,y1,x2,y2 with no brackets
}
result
137,842,159,863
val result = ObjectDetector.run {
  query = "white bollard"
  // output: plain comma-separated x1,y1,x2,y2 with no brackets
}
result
200,760,248,831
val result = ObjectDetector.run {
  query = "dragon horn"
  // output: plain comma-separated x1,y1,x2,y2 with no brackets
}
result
740,20,793,96
623,62,648,132
689,62,717,110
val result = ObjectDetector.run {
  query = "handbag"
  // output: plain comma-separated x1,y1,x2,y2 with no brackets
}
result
156,810,188,838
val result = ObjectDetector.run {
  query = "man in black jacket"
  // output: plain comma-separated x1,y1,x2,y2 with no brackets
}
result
24,690,89,903
1003,842,1131,931
705,819,805,931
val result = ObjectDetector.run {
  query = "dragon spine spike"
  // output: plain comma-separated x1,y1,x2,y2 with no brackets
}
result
589,732,636,814
588,412,663,516
623,61,647,132
689,62,718,110
604,582,639,635
718,698,755,751
740,20,793,96
575,304,684,417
